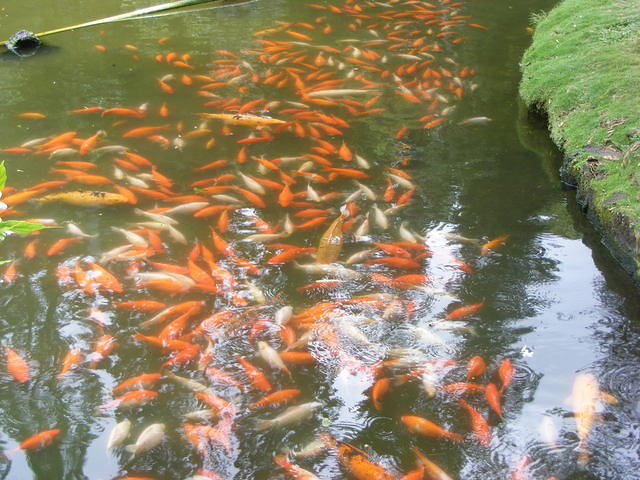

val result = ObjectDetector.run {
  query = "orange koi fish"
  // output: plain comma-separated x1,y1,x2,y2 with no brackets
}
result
295,217,329,230
371,377,391,410
485,383,503,417
250,389,301,410
498,358,514,394
100,389,158,410
466,356,486,378
205,367,244,390
210,227,234,256
237,356,273,392
3,189,45,207
480,235,509,254
17,112,47,119
85,262,123,293
395,125,409,139
113,373,162,392
458,398,490,447
274,455,320,480
329,438,395,480
5,347,30,383
3,261,18,284
278,352,316,365
234,186,267,208
267,247,315,264
297,279,343,293
89,335,117,368
400,415,462,442
365,257,421,269
445,301,484,320
399,465,425,480
159,306,201,341
13,429,61,453
323,167,369,179
412,447,455,480
122,125,169,138
114,300,166,312
23,240,39,258
393,274,431,287
79,131,103,155
57,348,83,379
372,242,411,258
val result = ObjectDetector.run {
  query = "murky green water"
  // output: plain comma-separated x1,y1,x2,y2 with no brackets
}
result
0,1,639,479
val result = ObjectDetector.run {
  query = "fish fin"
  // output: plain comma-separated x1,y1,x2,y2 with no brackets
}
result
124,444,136,453
600,391,618,404
4,447,19,459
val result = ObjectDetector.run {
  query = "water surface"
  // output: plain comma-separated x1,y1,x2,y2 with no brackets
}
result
0,1,639,479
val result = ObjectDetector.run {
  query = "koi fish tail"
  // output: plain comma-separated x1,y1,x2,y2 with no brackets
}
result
4,447,19,459
124,445,137,465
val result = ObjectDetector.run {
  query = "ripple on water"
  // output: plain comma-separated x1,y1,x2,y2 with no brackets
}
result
586,365,640,479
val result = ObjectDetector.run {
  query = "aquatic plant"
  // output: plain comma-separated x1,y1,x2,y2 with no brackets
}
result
0,162,48,243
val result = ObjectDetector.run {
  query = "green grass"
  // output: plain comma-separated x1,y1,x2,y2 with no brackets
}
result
520,0,640,249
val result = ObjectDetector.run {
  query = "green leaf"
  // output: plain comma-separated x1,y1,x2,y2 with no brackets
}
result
0,161,6,191
0,220,52,235
193,187,207,194
0,259,11,266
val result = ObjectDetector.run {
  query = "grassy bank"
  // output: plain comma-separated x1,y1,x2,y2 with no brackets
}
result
520,0,640,277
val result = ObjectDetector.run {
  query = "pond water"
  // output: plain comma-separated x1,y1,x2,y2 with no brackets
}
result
0,0,639,479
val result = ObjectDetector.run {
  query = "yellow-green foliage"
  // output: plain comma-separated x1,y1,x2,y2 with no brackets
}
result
520,0,640,221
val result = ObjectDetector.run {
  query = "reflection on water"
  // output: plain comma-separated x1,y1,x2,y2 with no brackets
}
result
0,0,638,479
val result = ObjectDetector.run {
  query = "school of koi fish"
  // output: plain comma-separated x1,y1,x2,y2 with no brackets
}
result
0,0,617,479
